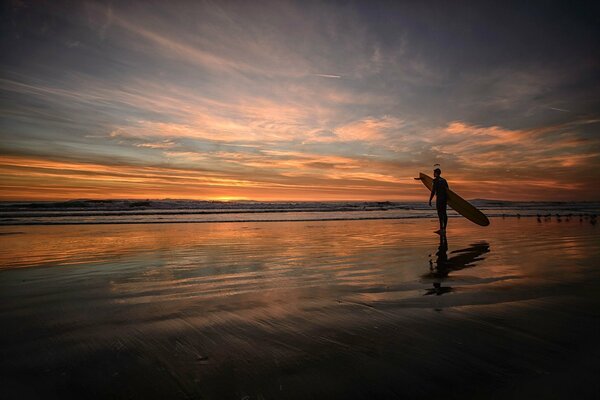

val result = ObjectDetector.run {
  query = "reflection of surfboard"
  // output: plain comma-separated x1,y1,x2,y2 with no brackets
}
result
417,173,490,226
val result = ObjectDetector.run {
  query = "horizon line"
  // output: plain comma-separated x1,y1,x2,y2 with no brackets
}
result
1,198,598,204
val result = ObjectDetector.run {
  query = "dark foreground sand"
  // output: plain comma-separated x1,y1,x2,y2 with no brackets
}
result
1,217,599,399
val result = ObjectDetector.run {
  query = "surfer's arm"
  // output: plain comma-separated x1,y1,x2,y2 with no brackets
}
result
429,186,436,206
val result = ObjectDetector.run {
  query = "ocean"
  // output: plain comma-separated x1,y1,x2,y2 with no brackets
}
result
1,199,598,225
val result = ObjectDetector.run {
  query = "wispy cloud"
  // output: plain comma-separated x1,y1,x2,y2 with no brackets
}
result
313,74,342,79
135,140,176,149
548,107,571,113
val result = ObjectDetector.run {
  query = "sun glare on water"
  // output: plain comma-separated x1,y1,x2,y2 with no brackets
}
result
210,196,249,202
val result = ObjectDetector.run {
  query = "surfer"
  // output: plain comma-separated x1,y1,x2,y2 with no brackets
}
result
428,167,449,233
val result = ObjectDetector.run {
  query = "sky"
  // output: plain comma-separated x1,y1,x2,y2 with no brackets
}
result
1,0,599,201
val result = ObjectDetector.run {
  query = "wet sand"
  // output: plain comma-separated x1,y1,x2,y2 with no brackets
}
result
1,218,599,399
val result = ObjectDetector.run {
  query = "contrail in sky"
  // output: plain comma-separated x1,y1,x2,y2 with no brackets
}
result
313,73,342,78
548,107,571,113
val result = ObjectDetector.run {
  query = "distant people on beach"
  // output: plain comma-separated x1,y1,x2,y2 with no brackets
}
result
429,167,449,233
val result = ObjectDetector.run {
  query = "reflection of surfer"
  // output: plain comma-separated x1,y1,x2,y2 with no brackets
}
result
425,234,491,296
435,232,448,269
429,232,449,278
426,233,452,295
428,167,449,234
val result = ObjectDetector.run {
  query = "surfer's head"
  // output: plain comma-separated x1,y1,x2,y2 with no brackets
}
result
434,168,441,177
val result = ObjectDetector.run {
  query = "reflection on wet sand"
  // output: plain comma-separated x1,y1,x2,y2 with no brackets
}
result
424,233,490,295
0,218,599,399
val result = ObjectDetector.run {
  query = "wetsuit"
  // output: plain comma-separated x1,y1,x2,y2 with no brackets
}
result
432,176,449,228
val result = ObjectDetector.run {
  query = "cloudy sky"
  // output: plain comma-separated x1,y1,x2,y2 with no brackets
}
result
1,0,599,201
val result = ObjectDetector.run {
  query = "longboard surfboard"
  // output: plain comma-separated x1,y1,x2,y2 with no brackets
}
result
417,172,490,227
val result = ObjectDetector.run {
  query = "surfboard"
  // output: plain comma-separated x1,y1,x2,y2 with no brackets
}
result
417,172,490,227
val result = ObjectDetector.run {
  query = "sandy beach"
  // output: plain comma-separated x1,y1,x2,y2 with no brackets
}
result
0,217,598,399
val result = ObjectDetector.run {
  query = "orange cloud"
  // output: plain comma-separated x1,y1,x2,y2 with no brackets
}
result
433,120,600,172
303,116,404,143
0,154,425,201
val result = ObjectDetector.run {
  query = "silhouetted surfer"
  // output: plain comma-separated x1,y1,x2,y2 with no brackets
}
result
429,167,449,234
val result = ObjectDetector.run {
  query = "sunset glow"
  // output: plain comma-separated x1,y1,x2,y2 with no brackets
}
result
1,1,599,201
